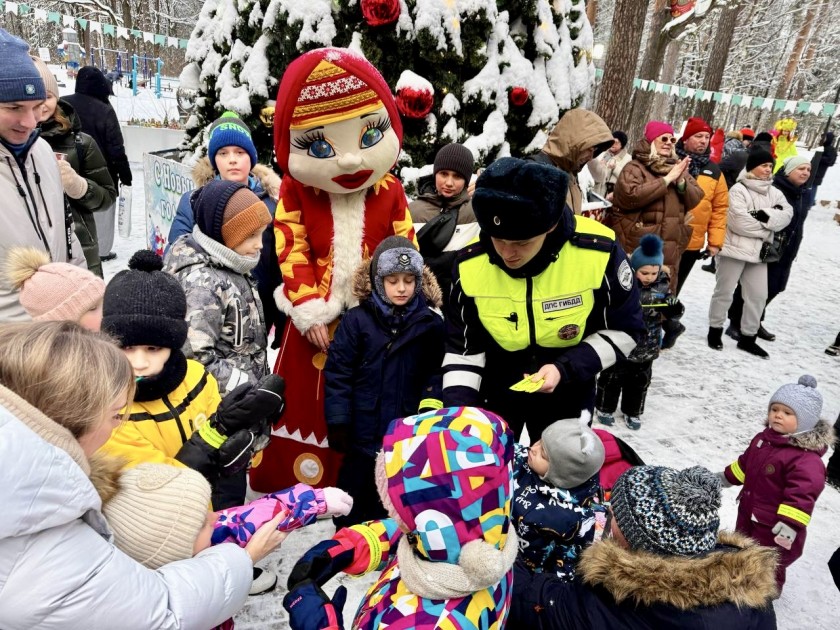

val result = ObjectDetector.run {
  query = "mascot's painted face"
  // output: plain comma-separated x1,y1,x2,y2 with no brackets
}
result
288,105,399,194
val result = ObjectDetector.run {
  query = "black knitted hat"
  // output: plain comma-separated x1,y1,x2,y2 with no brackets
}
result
102,250,188,349
746,146,775,172
433,143,475,182
612,130,628,148
472,157,568,240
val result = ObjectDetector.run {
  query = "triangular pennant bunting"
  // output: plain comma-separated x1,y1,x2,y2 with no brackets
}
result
103,23,115,36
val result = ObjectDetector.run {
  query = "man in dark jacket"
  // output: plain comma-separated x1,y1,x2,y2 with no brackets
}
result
63,65,131,261
442,158,644,440
510,465,778,629
812,131,837,204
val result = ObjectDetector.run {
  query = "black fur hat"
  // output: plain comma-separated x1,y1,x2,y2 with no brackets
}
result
472,157,568,240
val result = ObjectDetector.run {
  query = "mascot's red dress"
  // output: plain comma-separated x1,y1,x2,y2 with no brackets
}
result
249,48,415,492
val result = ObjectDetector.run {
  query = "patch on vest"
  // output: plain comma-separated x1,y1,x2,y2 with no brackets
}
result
618,259,633,291
558,324,580,340
542,295,583,313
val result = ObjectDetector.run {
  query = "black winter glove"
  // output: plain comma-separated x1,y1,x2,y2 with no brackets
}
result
327,424,350,454
662,296,685,319
215,374,286,435
750,209,771,223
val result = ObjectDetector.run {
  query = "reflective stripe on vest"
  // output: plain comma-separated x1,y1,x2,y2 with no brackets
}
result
459,216,614,352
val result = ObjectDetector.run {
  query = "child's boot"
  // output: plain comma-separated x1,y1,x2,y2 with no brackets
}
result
250,567,278,595
661,319,686,349
595,409,615,426
625,415,641,430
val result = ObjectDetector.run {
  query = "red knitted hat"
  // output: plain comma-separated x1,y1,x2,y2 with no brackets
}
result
273,48,403,174
681,117,713,141
644,121,675,143
740,127,755,140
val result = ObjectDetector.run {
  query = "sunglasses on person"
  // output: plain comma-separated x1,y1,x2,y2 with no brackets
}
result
657,136,677,144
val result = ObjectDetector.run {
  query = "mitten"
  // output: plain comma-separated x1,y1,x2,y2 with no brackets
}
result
772,521,797,550
57,159,88,199
283,580,347,630
214,374,285,436
327,424,350,454
288,539,357,589
662,296,685,319
175,426,256,479
322,488,353,517
750,209,771,223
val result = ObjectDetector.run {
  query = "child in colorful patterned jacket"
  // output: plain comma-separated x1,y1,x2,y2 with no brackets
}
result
721,374,834,593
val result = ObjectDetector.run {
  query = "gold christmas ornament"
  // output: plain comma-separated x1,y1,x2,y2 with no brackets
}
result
259,105,275,127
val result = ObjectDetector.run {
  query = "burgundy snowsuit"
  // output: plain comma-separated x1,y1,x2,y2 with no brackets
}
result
724,423,831,590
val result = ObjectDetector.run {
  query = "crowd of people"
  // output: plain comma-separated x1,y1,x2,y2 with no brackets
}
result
1,31,839,629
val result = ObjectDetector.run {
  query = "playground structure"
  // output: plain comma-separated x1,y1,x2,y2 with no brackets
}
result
89,47,165,99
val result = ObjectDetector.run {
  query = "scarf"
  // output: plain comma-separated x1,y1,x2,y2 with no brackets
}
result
133,350,189,403
676,143,710,178
397,529,519,600
192,225,260,274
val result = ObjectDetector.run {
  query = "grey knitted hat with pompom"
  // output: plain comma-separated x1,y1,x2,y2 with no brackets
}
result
769,375,823,433
611,465,721,556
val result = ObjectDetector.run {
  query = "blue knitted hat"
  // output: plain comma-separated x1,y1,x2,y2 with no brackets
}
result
769,375,823,433
611,465,721,556
0,29,46,103
630,234,664,270
207,111,258,173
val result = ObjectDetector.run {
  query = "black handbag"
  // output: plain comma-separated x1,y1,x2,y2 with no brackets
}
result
760,230,787,263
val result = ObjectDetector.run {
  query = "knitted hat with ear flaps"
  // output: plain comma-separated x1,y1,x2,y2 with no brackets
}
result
103,463,212,569
472,157,567,241
102,250,188,349
370,235,424,304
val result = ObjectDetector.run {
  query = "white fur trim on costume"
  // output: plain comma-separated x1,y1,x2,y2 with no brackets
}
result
327,190,367,313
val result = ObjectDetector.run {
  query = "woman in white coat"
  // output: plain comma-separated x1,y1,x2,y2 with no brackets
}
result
708,147,792,358
0,321,284,630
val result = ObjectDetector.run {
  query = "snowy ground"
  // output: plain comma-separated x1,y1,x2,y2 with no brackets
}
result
104,159,840,628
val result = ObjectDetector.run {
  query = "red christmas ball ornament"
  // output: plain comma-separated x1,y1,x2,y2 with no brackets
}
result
361,0,401,27
510,87,529,107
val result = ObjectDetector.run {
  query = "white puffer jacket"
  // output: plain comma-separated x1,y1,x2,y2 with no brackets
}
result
720,173,792,263
0,385,252,630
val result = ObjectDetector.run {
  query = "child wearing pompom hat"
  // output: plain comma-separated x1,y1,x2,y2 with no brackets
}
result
596,234,683,430
722,374,835,591
3,246,105,330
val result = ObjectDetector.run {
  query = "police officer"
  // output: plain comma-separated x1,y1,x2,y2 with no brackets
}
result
442,158,645,439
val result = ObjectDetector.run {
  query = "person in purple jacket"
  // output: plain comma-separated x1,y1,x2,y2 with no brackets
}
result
722,374,834,592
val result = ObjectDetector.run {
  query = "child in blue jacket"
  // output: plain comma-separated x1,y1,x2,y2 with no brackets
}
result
324,236,445,526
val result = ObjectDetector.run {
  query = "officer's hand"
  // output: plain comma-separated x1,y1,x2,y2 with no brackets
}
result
531,364,561,394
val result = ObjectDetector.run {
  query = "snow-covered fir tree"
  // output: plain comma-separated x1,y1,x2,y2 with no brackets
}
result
179,0,594,170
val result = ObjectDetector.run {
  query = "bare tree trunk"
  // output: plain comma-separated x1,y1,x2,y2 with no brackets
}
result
792,0,830,99
626,0,672,140
694,2,745,123
586,0,598,29
652,38,681,121
774,1,820,100
595,0,650,130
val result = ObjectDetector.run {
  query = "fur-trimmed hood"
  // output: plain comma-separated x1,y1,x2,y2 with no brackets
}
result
763,419,835,452
87,453,127,505
578,531,778,610
352,258,443,308
190,156,280,200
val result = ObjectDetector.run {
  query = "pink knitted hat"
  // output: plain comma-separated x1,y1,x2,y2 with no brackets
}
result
644,121,675,142
6,247,105,322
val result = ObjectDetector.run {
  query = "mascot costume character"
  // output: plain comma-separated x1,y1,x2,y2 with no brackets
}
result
249,48,416,492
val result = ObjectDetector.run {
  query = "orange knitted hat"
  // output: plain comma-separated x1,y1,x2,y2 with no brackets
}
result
221,187,272,249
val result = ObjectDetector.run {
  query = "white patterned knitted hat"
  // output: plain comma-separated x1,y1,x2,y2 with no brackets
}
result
103,463,211,569
769,374,823,433
611,465,721,556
